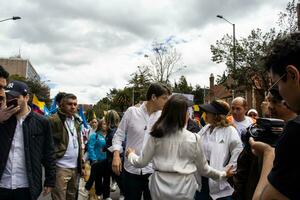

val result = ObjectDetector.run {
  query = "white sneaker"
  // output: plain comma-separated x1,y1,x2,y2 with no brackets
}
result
110,182,117,192
103,198,112,200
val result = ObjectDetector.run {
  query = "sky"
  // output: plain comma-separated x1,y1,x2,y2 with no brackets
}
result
0,0,288,104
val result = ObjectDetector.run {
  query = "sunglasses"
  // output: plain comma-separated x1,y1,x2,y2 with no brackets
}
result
268,73,286,91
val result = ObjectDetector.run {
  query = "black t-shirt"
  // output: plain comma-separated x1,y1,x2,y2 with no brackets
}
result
268,115,300,199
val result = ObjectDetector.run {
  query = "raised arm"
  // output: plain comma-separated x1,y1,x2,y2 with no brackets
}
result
127,136,156,168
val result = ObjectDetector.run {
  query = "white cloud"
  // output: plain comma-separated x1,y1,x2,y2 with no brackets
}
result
0,0,288,103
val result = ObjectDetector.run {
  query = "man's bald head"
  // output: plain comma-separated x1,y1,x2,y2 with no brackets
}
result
231,97,248,122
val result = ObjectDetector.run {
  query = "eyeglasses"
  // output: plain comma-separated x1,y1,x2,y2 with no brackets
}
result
268,73,286,91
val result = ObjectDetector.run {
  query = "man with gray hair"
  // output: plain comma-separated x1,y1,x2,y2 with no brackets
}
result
229,97,254,136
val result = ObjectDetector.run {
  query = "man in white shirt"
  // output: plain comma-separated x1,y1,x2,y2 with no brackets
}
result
111,83,170,200
0,81,56,200
229,97,255,137
49,93,83,200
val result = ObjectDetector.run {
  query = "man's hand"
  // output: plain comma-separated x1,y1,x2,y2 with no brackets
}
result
43,187,53,196
249,137,274,157
0,105,20,123
112,151,122,176
126,147,135,158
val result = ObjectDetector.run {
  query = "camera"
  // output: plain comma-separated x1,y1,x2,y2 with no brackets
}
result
241,118,285,147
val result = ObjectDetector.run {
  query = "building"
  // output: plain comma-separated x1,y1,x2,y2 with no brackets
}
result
207,73,263,114
0,57,40,81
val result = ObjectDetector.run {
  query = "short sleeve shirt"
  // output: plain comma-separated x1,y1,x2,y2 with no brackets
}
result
268,115,300,199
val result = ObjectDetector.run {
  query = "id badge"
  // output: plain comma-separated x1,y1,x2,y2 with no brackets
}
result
73,137,78,149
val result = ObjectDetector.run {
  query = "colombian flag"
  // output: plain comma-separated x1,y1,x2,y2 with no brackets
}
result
200,112,206,127
32,94,49,115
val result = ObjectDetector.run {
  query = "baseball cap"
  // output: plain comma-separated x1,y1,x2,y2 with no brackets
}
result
5,80,29,97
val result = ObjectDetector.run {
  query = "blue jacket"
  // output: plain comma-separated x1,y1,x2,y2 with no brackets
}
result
87,131,107,162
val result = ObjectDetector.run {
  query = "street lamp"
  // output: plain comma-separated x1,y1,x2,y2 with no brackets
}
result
216,15,236,70
0,16,21,23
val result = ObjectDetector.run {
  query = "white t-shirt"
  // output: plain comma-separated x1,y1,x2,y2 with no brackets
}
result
233,116,254,137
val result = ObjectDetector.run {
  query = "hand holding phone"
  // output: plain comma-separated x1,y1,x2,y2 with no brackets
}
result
6,98,18,108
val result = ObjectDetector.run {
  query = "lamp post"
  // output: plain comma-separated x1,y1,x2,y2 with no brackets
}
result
217,15,236,70
0,16,21,23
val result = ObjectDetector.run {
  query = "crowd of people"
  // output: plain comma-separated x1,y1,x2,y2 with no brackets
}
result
0,31,300,200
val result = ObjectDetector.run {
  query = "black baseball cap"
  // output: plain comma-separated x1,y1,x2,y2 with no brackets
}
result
200,100,229,115
5,80,29,97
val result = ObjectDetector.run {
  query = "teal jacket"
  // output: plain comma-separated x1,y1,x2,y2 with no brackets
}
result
87,130,107,162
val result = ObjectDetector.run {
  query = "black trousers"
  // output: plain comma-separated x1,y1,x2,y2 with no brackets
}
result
123,170,151,200
0,187,31,200
85,160,110,198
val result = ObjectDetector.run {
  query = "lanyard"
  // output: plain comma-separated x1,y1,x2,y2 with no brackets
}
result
65,120,76,136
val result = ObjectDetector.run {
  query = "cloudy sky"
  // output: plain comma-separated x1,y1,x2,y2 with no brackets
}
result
0,0,287,104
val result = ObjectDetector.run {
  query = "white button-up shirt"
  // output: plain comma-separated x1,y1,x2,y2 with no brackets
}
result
111,102,161,175
0,109,31,189
56,117,79,168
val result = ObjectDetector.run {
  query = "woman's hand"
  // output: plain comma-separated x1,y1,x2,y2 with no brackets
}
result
225,165,235,178
126,147,135,158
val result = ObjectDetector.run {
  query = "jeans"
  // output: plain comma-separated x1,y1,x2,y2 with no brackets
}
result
123,170,152,200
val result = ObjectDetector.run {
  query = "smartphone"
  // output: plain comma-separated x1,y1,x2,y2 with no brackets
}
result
6,98,18,108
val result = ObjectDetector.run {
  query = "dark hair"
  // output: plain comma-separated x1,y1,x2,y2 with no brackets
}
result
97,119,106,132
146,82,171,101
0,65,9,80
56,92,67,105
150,94,188,138
264,32,300,79
61,93,77,104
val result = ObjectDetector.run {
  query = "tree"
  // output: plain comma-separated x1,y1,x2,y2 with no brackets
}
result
211,1,296,90
128,66,151,104
9,75,51,106
111,88,132,112
211,28,284,94
192,84,205,105
277,0,297,33
173,75,193,94
139,41,185,84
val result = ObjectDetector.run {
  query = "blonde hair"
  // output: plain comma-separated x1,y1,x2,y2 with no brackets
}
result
211,100,231,128
105,110,120,129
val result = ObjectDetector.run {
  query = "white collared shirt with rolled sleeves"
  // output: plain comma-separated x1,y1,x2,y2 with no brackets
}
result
111,103,161,175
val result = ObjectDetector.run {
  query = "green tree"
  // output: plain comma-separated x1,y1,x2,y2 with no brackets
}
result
173,75,193,94
9,75,51,106
277,0,297,33
211,28,283,92
128,66,151,104
111,87,132,112
192,84,205,104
